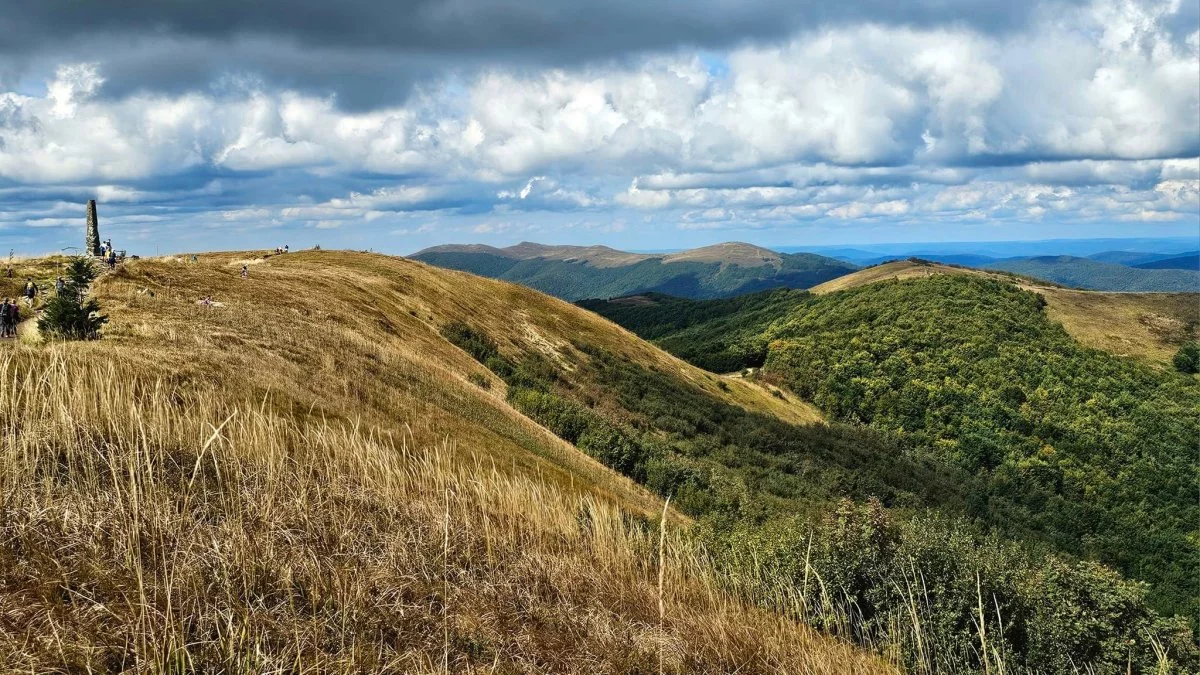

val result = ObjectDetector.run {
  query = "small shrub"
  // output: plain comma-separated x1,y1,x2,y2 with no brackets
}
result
1172,341,1199,374
467,372,491,389
441,321,500,364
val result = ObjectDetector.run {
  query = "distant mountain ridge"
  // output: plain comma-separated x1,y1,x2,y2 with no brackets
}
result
411,241,856,300
983,255,1200,292
1134,252,1199,271
784,236,1198,262
815,250,1200,292
418,241,785,267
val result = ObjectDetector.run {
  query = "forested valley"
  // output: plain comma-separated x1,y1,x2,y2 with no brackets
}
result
446,270,1199,671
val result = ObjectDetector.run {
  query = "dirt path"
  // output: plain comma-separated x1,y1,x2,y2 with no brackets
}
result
9,263,116,343
15,312,40,342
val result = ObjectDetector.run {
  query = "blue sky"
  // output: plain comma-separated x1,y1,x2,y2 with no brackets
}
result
0,0,1197,256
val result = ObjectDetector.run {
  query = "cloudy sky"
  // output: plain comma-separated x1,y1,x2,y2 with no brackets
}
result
0,0,1197,255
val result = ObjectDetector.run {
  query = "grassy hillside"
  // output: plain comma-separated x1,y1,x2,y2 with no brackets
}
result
412,242,858,300
1036,287,1199,365
5,250,1196,672
985,255,1200,291
808,259,998,294
0,250,889,673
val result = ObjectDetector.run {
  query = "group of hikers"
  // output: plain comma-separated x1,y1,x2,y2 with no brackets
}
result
99,239,119,269
0,296,21,338
0,278,37,338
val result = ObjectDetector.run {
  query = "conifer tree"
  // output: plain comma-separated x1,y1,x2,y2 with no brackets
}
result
38,257,108,340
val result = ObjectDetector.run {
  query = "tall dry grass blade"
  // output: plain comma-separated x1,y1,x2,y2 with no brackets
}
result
659,495,671,675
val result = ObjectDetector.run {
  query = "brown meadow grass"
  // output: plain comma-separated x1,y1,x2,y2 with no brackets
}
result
0,251,890,673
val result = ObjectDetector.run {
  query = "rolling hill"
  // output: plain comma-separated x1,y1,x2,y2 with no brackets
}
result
1087,249,1198,267
581,263,1200,640
410,241,858,300
3,250,1196,672
808,259,1200,365
1134,252,1200,271
0,250,879,673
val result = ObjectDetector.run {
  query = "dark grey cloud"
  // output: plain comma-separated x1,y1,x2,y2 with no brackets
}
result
0,0,1084,108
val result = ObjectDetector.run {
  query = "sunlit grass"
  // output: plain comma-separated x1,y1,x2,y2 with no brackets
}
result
0,251,893,672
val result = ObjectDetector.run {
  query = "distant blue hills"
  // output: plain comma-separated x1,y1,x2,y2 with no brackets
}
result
1133,253,1199,271
414,237,1200,296
777,237,1199,292
779,236,1199,263
984,255,1199,292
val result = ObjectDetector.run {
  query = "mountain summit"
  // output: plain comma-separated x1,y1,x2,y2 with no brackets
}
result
661,242,782,267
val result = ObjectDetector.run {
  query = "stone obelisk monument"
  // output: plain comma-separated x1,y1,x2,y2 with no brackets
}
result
85,199,101,256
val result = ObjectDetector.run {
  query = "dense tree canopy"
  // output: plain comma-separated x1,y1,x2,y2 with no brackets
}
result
757,276,1198,618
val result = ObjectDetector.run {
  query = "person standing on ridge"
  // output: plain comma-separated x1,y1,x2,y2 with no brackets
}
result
22,278,37,307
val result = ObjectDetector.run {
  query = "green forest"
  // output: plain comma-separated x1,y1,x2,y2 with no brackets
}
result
758,277,1198,616
445,275,1200,672
578,288,807,372
576,275,1200,669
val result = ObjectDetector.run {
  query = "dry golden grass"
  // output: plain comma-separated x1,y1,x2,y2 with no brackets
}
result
810,259,1200,366
0,254,70,302
1031,287,1198,365
0,250,891,672
720,370,823,425
807,260,994,295
662,242,781,268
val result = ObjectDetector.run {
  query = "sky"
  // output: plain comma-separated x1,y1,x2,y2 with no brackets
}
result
0,0,1197,256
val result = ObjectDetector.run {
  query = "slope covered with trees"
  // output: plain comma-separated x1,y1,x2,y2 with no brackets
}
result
759,276,1199,618
578,289,806,372
1135,252,1200,271
580,275,1200,654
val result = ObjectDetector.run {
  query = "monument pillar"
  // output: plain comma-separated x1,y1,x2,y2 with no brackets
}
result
85,200,101,256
